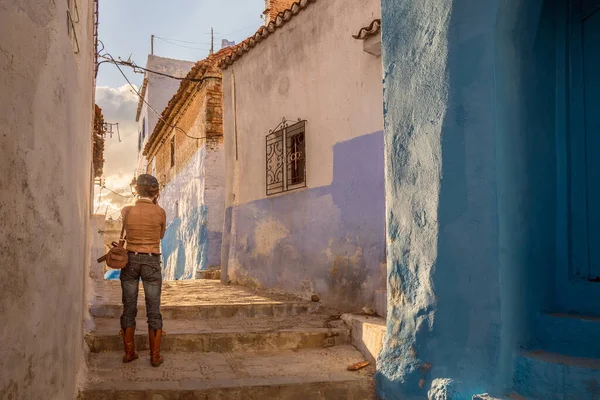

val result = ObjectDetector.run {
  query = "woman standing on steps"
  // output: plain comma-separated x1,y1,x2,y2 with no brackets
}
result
120,174,167,367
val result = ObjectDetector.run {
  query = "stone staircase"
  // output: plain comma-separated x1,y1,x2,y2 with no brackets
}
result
78,280,374,399
513,313,600,399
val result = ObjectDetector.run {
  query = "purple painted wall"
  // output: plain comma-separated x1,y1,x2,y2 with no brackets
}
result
222,131,386,312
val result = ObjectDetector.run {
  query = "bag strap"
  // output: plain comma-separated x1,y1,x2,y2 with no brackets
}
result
119,208,130,244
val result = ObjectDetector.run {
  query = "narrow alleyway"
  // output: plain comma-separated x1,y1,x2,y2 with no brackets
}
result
78,280,374,398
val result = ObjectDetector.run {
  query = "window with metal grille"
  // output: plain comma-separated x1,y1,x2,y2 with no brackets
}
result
266,120,306,196
170,136,175,168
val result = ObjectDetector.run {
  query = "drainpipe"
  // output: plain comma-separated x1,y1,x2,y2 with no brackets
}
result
232,69,238,161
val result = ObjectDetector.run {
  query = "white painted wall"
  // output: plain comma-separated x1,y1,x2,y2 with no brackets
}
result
204,139,226,269
221,0,385,311
223,0,383,206
159,138,226,279
0,0,96,397
136,55,195,173
161,147,206,280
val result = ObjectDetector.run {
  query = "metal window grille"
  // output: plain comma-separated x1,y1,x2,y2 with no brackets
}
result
266,120,307,196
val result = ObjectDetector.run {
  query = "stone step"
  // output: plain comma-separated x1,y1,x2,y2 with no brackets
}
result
535,313,600,359
85,315,349,353
78,346,375,400
513,350,600,399
90,301,317,319
341,314,385,364
91,280,320,319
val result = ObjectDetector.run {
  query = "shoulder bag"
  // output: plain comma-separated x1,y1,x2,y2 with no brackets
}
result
97,209,130,269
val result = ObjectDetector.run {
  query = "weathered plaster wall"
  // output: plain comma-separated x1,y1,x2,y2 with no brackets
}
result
204,137,225,269
378,1,556,398
136,56,194,172
221,0,384,312
0,0,96,398
150,77,225,280
160,148,207,280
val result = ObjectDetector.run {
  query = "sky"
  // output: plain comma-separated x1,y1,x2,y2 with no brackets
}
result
94,0,265,218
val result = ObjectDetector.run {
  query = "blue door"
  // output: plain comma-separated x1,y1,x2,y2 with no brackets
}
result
583,3,600,280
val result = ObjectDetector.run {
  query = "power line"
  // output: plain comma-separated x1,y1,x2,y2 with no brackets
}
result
93,178,134,199
154,35,211,45
154,36,211,51
98,54,217,83
99,52,219,141
101,185,134,198
219,23,259,38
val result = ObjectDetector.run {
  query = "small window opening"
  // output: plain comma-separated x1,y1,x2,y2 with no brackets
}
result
142,117,146,140
170,136,175,168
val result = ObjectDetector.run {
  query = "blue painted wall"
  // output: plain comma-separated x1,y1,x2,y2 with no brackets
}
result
379,1,557,398
161,205,209,280
159,148,216,280
221,131,386,312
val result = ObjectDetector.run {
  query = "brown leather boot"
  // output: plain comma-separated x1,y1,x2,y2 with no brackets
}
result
148,328,164,367
120,327,139,363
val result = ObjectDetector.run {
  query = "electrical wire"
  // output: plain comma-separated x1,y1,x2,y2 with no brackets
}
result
153,35,211,45
100,52,217,141
93,178,134,199
217,23,259,39
98,54,219,83
101,185,134,198
154,36,211,51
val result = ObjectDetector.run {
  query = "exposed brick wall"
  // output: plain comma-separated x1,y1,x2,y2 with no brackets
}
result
147,69,224,189
263,0,298,25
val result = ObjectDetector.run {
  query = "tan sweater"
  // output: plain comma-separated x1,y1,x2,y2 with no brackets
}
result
121,199,166,254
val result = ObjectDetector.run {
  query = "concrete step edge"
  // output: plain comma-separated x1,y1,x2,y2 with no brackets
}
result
90,301,319,319
79,377,375,400
514,350,600,399
85,328,350,353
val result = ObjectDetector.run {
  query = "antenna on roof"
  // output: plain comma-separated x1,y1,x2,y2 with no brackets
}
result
151,34,154,55
210,28,214,55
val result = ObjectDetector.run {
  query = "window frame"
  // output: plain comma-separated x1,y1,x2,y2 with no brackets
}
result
265,119,307,196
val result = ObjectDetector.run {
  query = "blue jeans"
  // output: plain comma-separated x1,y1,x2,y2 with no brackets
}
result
120,253,163,331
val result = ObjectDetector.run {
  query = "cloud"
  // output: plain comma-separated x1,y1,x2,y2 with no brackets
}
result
94,84,140,216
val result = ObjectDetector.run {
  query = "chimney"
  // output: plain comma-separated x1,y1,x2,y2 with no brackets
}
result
263,0,296,25
221,39,236,50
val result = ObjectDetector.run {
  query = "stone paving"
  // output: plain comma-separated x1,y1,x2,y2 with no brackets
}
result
79,280,375,399
93,279,303,307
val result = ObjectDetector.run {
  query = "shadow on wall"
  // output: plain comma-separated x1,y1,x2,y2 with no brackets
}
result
223,130,386,312
377,1,556,399
161,205,210,280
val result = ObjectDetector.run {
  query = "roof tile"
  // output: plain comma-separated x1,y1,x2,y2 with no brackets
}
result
220,0,317,70
143,44,244,156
